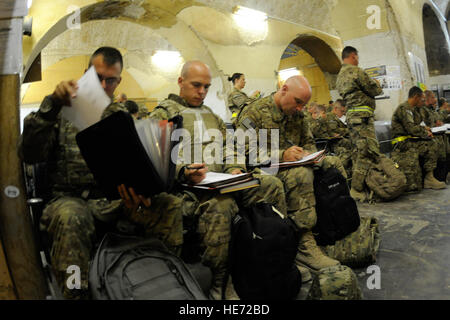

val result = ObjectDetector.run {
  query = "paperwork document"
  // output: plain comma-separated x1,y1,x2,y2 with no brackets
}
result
270,149,326,168
62,66,111,131
431,124,450,134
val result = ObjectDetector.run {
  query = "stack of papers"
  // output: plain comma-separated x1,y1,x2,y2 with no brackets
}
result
270,150,326,169
182,172,260,194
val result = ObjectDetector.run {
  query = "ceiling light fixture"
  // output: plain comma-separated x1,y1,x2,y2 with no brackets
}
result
278,67,301,82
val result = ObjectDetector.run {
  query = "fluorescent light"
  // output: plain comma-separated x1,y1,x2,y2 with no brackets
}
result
232,6,267,21
27,0,33,9
278,67,301,82
232,6,268,45
151,50,183,70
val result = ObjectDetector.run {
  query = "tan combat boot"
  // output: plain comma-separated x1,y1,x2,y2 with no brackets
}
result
423,172,446,190
295,231,340,273
295,264,312,283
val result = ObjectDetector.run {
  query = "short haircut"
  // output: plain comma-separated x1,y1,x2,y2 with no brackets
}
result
228,73,244,84
124,100,139,114
329,100,334,104
89,47,123,70
316,105,326,113
439,97,447,107
408,86,423,98
334,99,346,108
424,90,435,99
342,46,358,60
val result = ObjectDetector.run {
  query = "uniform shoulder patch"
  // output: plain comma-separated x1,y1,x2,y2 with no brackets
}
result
242,117,256,130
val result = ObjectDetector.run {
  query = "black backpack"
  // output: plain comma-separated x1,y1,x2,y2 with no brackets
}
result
312,167,360,246
89,233,208,300
229,203,301,300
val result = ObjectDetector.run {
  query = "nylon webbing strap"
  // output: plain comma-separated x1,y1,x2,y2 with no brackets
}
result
391,136,419,145
347,106,374,114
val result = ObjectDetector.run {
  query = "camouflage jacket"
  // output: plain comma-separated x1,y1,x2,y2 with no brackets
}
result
309,117,329,139
18,95,117,198
391,101,429,139
440,109,450,124
418,105,443,127
227,88,256,117
327,113,349,137
150,94,241,180
310,113,349,139
101,102,128,119
235,93,317,169
336,64,383,110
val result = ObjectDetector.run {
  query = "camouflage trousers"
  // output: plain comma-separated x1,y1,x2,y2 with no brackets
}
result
40,193,183,299
276,166,316,231
273,156,347,232
177,173,286,275
177,191,238,276
435,135,446,161
391,139,438,191
346,112,381,191
329,138,353,179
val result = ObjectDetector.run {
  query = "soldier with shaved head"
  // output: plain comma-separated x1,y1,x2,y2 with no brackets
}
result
235,76,344,279
150,60,287,299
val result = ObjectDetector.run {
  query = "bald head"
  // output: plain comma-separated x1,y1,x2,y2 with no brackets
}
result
178,61,212,107
181,60,211,79
275,75,312,116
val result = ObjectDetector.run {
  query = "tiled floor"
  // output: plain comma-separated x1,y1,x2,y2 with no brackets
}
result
355,186,450,299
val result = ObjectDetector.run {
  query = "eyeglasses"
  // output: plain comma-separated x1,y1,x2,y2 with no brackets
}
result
97,73,119,86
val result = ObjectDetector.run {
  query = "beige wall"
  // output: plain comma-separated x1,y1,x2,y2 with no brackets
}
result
21,0,450,121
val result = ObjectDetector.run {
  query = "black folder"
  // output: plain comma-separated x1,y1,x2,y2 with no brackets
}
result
76,111,182,200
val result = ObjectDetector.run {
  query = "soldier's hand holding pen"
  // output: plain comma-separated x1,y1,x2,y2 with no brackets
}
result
283,140,311,162
185,163,208,184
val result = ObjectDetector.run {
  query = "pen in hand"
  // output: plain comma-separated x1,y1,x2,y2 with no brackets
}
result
186,165,206,171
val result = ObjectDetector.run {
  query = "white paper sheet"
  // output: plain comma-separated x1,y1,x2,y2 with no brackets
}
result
61,66,111,131
272,149,326,166
196,172,250,186
431,124,450,134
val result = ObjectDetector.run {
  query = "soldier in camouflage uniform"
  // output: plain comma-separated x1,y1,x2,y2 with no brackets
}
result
235,76,342,276
310,105,352,178
18,47,184,299
227,73,260,124
439,98,450,123
150,61,287,299
390,86,445,191
420,91,447,181
336,46,383,201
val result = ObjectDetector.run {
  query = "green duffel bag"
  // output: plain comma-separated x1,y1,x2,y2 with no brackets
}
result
366,155,407,201
307,265,363,300
320,216,380,268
